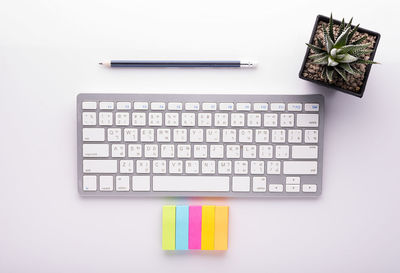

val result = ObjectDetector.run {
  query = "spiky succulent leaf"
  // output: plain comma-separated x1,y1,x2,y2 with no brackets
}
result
326,67,334,82
323,26,334,53
345,17,353,29
336,53,358,63
328,56,339,66
334,67,348,82
339,63,356,75
351,35,367,45
356,59,379,64
313,55,329,65
306,43,324,53
328,14,335,42
352,49,373,57
316,37,324,48
350,65,362,74
337,43,371,55
309,52,328,59
348,24,359,42
334,27,351,48
337,18,345,38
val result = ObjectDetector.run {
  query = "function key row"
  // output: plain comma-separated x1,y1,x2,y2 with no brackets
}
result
82,101,319,112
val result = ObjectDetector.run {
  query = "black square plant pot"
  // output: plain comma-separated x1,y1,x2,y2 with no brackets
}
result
299,15,381,98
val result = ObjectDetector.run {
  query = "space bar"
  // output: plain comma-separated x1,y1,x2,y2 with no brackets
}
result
153,176,230,192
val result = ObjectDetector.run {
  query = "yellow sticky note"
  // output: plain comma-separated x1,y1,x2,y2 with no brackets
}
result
214,206,229,250
201,205,215,250
162,205,176,250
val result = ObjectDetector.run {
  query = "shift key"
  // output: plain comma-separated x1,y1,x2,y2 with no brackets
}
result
83,160,117,173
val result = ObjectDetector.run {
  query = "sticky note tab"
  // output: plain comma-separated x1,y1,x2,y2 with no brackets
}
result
201,205,215,250
189,206,202,249
214,206,229,250
162,205,176,250
175,206,189,250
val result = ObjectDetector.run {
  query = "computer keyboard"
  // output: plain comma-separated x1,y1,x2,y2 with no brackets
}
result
77,93,324,197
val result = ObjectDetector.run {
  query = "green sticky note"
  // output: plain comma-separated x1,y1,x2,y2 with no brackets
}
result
162,205,176,250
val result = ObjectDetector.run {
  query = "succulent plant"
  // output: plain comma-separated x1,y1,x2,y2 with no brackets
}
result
306,14,378,83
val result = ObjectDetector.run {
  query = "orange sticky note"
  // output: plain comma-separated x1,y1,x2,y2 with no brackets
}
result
214,206,229,250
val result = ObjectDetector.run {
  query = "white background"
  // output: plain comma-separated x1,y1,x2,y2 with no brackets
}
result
1,0,399,272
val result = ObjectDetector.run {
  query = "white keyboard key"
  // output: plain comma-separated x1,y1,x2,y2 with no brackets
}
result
157,129,171,142
219,103,234,111
177,145,191,158
100,176,113,191
190,129,203,142
202,160,215,174
194,145,207,158
269,184,283,192
231,113,244,127
272,129,285,143
132,113,146,126
232,177,250,192
253,103,268,111
286,176,300,184
83,144,109,157
99,102,114,110
206,129,220,142
292,145,318,159
112,144,125,157
280,114,294,127
243,145,256,158
270,103,285,111
83,176,97,191
169,160,183,174
182,113,196,127
275,145,289,159
153,160,167,174
117,101,131,110
303,184,317,193
214,113,228,127
134,102,148,110
185,102,200,111
83,160,117,173
251,161,264,174
305,130,319,143
226,145,240,158
99,112,113,125
218,161,232,174
151,102,166,110
83,128,104,142
288,130,302,143
153,176,229,192
283,161,317,175
255,129,269,143
198,113,212,126
297,114,319,127
267,161,281,174
202,103,217,111
168,102,183,110
136,160,150,173
234,161,248,174
286,184,300,193
247,114,261,127
239,129,252,143
236,103,251,111
116,112,129,126
132,176,150,191
124,128,138,142
107,128,121,142
259,145,273,158
264,113,278,127
223,129,236,142
116,176,130,191
165,113,179,126
210,145,224,158
149,113,162,126
140,128,154,142
288,103,302,111
128,144,142,157
186,160,199,174
252,177,267,192
173,129,187,142
144,144,158,158
305,103,319,111
82,101,97,110
120,160,134,173
82,112,96,125
161,144,174,158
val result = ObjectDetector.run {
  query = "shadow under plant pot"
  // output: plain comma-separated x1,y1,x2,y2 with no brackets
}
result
299,14,380,98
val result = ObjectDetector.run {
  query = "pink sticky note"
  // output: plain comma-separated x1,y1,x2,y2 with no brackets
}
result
189,206,202,249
